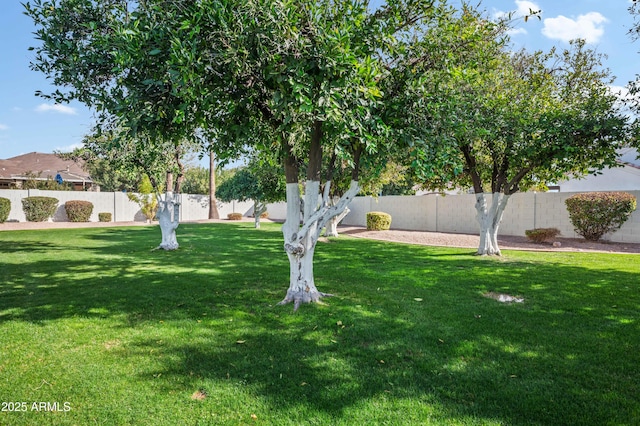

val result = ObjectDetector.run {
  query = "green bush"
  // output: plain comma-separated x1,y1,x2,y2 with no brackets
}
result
0,197,10,223
525,228,561,243
22,196,59,222
565,192,637,241
227,212,243,220
98,212,112,222
366,211,392,231
65,200,94,222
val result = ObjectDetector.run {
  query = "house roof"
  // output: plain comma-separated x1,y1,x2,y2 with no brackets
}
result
0,152,92,183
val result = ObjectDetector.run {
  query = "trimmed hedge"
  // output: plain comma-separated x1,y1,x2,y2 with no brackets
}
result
22,196,59,222
565,192,636,241
0,197,10,223
98,212,112,222
367,211,392,231
65,200,94,222
227,212,243,220
525,227,561,243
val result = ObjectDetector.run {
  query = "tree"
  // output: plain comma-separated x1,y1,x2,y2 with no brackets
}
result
127,174,158,222
409,8,632,255
176,0,447,308
25,0,205,250
208,151,220,219
217,157,286,229
57,139,143,193
627,2,640,129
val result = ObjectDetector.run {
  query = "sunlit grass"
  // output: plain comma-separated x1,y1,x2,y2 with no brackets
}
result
0,222,638,425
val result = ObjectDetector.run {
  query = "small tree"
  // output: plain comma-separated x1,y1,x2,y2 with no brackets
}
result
127,175,158,222
217,160,286,229
565,192,637,241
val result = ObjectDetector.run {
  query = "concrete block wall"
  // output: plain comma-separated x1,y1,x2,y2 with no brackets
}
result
0,189,143,223
3,189,640,243
326,191,640,244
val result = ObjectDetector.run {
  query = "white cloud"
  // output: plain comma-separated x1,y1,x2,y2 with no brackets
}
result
55,143,84,153
610,85,630,98
492,1,541,36
514,0,541,18
507,27,528,36
0,124,8,131
609,85,638,118
35,103,78,115
542,12,608,44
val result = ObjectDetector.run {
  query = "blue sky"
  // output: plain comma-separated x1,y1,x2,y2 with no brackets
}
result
0,0,638,161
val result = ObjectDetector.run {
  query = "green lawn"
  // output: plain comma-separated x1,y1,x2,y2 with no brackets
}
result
0,222,638,425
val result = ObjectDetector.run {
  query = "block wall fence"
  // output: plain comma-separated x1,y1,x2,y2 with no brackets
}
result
2,189,639,243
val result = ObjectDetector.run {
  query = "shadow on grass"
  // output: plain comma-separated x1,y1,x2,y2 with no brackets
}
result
0,222,638,424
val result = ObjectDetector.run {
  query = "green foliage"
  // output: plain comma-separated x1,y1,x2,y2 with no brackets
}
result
0,197,10,223
21,171,74,191
366,211,392,231
21,196,58,222
182,166,239,195
217,169,255,202
64,200,94,222
181,166,209,195
410,15,631,196
24,2,201,194
57,147,140,192
227,212,243,220
525,227,561,243
565,192,637,241
127,175,158,221
98,212,112,222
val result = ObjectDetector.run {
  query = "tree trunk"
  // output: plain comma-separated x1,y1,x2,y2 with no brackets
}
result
253,201,267,229
156,191,180,250
475,192,510,256
279,180,359,310
209,151,219,219
324,201,349,237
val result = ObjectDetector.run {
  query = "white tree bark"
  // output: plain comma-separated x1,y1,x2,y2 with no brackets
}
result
156,191,180,251
253,201,267,229
475,192,510,256
324,197,349,237
279,180,359,310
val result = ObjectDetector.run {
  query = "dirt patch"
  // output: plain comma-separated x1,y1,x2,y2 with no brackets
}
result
339,226,640,254
483,292,524,303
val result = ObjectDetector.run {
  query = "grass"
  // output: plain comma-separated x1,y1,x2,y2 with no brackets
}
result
0,221,639,425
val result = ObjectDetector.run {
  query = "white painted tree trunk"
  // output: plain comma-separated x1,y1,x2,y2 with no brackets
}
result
156,191,180,251
280,180,359,310
253,201,267,229
324,203,350,237
475,192,510,256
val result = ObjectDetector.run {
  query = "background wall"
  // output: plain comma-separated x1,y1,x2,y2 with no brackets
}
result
2,189,639,243
332,191,640,244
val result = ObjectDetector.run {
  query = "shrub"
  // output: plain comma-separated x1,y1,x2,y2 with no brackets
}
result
565,192,637,241
22,196,59,222
227,212,243,220
367,211,392,231
525,228,561,243
65,200,94,222
0,197,10,223
98,212,112,222
127,174,158,222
